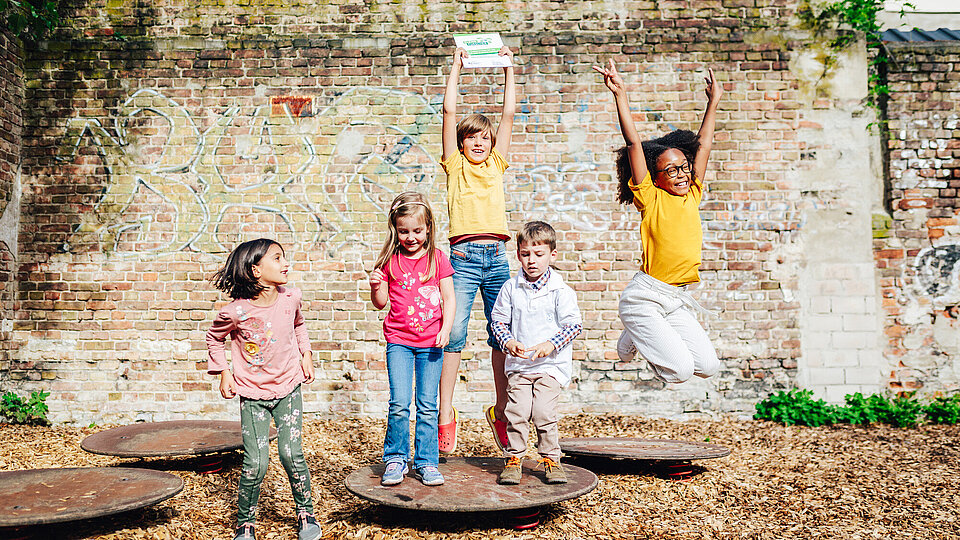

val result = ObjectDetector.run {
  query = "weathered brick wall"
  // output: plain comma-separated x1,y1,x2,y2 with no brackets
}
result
878,42,960,394
0,29,22,368
3,0,892,423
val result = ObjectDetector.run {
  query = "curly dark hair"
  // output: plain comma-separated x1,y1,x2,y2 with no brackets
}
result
615,129,700,204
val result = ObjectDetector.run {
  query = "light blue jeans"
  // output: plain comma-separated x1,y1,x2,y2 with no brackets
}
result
384,343,444,469
444,241,512,352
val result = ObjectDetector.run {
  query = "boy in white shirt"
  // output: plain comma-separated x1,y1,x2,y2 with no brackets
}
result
490,221,582,484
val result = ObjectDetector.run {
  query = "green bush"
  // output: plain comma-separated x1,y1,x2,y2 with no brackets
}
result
753,389,842,427
0,390,51,426
923,394,960,425
756,389,954,428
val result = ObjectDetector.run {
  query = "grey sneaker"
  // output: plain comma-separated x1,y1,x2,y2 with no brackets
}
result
498,456,523,485
381,460,408,486
233,523,255,540
617,331,637,362
415,465,444,486
297,511,321,540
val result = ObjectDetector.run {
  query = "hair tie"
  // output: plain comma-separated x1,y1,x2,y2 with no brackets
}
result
391,200,429,212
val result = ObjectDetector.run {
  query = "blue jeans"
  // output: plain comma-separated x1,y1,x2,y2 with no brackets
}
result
444,241,512,352
384,343,444,469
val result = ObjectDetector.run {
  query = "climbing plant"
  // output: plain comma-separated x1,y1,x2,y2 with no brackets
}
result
797,0,912,119
0,0,59,41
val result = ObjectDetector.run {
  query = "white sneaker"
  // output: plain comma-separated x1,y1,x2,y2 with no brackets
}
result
617,331,637,362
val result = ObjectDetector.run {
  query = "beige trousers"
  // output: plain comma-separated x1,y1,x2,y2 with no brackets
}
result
503,372,561,460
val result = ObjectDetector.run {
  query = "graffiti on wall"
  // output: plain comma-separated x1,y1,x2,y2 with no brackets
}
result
57,88,444,256
914,244,960,309
58,87,609,256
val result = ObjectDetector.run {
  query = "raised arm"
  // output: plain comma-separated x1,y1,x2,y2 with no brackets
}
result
493,46,516,157
441,48,466,161
593,59,648,182
693,67,722,183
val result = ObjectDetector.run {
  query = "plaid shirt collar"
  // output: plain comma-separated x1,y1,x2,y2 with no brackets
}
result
521,267,552,291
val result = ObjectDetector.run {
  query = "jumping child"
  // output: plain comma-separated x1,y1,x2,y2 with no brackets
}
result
368,191,455,486
438,45,516,453
593,59,723,384
206,238,321,540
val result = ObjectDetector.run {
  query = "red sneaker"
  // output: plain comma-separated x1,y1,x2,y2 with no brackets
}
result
438,407,458,454
485,405,509,451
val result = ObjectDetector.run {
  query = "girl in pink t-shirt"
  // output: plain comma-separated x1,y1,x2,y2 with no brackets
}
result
205,239,321,540
368,192,455,487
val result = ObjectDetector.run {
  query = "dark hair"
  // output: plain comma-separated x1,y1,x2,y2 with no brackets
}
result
516,221,557,251
616,129,700,204
211,238,283,299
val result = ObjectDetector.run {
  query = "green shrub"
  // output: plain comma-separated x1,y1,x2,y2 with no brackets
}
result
0,390,51,426
756,389,952,428
923,394,960,425
753,389,841,427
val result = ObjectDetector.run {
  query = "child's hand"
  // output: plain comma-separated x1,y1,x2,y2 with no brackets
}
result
453,47,468,69
498,45,514,63
301,354,315,384
527,341,556,360
504,339,526,358
592,59,626,94
219,371,237,399
368,268,386,289
435,329,450,349
704,67,722,104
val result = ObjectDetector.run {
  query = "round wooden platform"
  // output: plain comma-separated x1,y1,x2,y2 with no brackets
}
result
560,437,730,461
81,420,275,457
0,467,183,527
344,456,597,512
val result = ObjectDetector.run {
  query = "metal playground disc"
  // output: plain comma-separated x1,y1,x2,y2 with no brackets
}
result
560,437,730,461
81,420,275,458
0,467,183,527
344,456,598,512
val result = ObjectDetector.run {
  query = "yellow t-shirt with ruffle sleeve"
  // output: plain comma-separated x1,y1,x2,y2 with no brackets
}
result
441,148,510,242
629,172,704,286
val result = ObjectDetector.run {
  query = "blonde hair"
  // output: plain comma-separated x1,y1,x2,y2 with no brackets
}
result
374,191,438,281
516,221,557,251
456,113,497,151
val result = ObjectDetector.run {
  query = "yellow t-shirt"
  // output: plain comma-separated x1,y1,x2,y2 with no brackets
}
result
630,172,703,286
441,148,510,242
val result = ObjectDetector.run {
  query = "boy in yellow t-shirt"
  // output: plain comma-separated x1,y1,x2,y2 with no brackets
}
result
437,45,516,454
594,59,724,384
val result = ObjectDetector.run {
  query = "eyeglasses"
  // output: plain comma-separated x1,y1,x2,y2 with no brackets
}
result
655,161,691,179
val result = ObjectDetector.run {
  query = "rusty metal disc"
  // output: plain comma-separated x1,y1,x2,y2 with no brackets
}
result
81,420,276,457
560,437,730,461
0,467,183,527
344,456,597,512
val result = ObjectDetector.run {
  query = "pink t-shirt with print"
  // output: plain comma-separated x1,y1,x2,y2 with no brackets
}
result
205,286,311,400
383,250,454,347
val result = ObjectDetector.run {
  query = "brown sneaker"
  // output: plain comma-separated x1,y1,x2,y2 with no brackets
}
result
540,457,567,484
498,456,523,485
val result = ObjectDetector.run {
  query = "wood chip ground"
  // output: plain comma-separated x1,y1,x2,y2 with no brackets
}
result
2,414,958,539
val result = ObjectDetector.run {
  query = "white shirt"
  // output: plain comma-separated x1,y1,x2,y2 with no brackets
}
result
491,269,582,387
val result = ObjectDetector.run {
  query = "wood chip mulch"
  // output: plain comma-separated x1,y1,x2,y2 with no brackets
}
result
2,414,959,539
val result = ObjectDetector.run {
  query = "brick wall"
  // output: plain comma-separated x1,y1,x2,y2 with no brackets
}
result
0,29,23,369
878,41,960,395
2,0,895,423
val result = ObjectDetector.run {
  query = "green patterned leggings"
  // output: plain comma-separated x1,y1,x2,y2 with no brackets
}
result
237,385,313,525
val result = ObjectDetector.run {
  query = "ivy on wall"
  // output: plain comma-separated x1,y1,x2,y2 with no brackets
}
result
0,0,59,41
798,0,912,118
